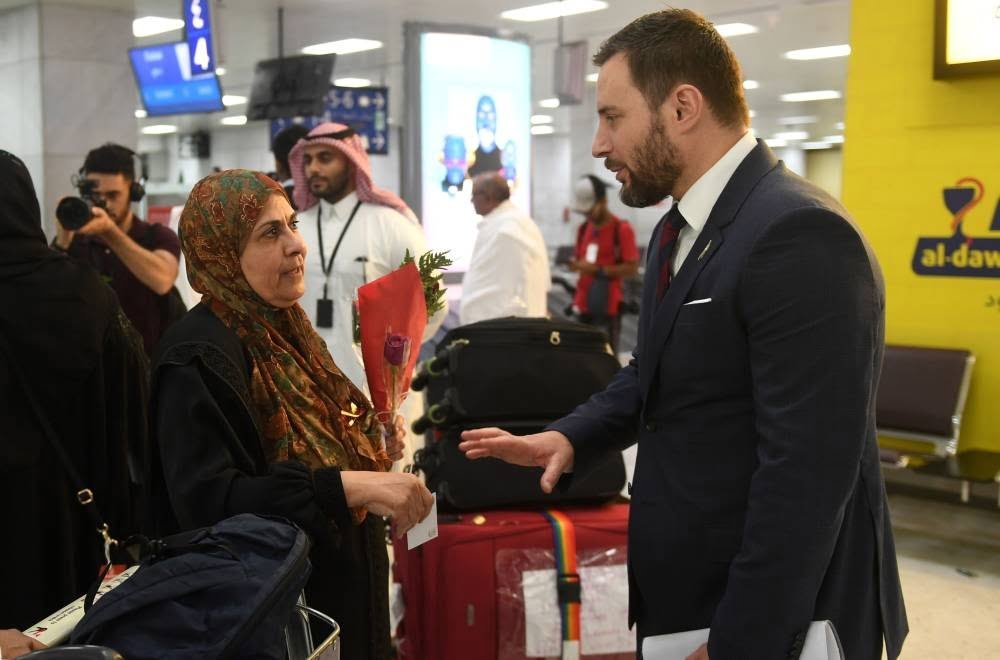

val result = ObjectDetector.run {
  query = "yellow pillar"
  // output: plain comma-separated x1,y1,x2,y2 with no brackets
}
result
843,1,1000,452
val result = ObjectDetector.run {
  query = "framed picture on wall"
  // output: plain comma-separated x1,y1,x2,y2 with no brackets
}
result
934,0,1000,78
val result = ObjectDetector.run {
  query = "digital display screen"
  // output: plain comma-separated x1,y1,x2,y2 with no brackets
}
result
129,42,224,116
419,32,531,271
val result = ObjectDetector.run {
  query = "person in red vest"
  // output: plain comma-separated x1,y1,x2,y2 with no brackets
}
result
568,174,639,353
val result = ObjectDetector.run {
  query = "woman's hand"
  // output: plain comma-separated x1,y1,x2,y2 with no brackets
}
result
341,471,434,537
384,414,406,462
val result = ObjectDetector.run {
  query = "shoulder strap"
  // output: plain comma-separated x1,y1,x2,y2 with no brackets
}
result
575,221,587,250
0,328,117,557
612,218,622,264
541,509,581,660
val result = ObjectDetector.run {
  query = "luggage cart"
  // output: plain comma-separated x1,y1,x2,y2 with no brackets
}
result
285,594,341,660
20,593,340,660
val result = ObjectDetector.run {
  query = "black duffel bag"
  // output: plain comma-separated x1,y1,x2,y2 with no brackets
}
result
69,514,311,660
415,422,627,511
412,317,621,431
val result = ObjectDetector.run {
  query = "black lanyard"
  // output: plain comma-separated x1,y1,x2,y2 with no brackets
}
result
317,199,363,298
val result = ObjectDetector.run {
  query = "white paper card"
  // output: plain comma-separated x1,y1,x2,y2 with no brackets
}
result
22,565,140,646
585,243,599,263
522,564,634,657
579,564,635,654
641,620,843,660
406,498,438,550
522,569,562,657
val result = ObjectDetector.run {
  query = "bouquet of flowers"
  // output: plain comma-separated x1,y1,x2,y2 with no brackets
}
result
357,251,451,453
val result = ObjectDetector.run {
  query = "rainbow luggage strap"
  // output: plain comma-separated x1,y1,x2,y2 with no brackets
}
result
542,509,581,660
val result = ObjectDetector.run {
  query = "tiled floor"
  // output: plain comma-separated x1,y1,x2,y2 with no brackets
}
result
886,493,1000,659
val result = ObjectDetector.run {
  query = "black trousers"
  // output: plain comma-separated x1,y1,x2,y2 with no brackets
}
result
578,312,621,354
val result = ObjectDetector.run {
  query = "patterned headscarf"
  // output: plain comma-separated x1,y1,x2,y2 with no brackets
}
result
288,122,417,221
179,169,391,479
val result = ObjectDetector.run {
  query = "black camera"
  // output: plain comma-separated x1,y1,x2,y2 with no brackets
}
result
56,178,106,230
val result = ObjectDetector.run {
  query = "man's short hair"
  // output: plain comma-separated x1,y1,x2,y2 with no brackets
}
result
83,143,136,181
473,172,510,202
593,9,749,128
271,125,311,174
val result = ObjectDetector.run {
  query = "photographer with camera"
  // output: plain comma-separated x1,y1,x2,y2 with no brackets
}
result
54,143,181,355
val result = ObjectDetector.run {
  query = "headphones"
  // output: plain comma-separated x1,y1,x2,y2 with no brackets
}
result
76,143,146,203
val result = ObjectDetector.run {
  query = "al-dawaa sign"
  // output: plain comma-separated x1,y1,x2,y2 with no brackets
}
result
912,177,1000,278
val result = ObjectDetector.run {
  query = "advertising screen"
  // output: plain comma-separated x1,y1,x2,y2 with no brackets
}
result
419,32,531,271
129,42,224,116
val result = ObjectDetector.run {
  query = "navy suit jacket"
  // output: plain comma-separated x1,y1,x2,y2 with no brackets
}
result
549,141,907,660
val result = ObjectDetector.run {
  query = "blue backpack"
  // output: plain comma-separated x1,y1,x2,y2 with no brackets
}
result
69,514,311,659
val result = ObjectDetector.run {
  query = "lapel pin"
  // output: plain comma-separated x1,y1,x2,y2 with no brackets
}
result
698,240,712,261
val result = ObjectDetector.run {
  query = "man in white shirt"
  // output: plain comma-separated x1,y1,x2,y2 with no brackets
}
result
460,172,550,325
288,123,446,464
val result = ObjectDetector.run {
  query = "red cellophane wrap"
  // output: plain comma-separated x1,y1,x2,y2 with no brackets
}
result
358,261,428,415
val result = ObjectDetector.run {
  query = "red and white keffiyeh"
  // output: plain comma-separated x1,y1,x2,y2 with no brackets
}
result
288,122,416,222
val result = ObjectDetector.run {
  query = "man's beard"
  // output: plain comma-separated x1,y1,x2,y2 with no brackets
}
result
616,116,682,208
311,172,351,203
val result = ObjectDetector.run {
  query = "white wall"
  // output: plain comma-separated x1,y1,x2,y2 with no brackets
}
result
0,4,43,204
531,133,573,248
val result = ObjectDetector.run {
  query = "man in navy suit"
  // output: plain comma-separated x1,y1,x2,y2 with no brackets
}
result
460,8,907,660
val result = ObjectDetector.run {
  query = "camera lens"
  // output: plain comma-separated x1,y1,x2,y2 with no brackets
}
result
55,196,92,230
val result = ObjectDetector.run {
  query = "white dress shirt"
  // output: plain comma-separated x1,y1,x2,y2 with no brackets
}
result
460,200,551,325
297,191,446,393
672,131,758,274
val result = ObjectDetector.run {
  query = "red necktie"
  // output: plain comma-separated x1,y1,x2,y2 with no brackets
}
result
656,204,687,301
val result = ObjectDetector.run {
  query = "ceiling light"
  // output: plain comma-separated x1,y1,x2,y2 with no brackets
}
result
222,95,247,106
715,23,759,38
221,115,248,126
742,80,759,90
748,109,757,118
141,124,177,135
765,138,787,148
774,131,809,141
334,77,371,88
134,109,147,119
531,125,555,135
215,67,227,76
586,72,599,83
823,135,845,144
835,121,845,130
302,38,383,55
802,141,834,150
132,16,184,38
778,115,818,125
539,98,560,108
530,114,554,124
501,0,608,22
784,44,852,60
780,90,842,102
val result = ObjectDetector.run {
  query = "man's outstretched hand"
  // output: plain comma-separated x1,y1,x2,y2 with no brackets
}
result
459,428,575,493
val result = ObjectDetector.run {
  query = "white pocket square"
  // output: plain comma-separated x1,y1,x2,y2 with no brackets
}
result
682,297,712,306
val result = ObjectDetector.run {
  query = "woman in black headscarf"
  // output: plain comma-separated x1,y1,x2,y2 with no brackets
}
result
0,150,149,629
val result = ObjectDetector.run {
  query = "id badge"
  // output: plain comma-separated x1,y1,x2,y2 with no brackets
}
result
316,298,334,328
585,242,599,263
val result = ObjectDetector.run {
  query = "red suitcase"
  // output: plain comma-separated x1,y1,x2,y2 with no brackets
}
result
393,503,635,660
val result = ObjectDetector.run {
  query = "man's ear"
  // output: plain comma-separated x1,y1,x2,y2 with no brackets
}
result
668,84,705,133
